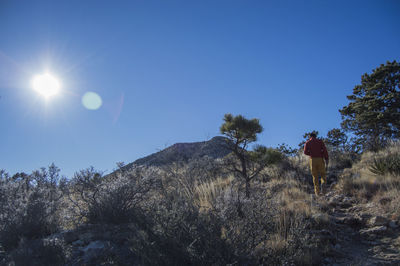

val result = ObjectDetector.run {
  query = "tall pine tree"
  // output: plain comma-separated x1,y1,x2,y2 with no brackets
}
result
339,61,400,151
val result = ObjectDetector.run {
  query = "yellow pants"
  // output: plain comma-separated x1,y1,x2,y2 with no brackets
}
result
309,157,326,195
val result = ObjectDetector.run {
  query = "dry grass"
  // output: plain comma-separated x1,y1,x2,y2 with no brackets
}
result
350,140,400,175
269,177,325,239
338,141,400,217
276,186,312,240
251,174,330,265
255,233,287,257
193,176,234,211
288,153,310,170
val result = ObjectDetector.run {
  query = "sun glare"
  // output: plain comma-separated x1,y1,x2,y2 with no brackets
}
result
32,73,61,98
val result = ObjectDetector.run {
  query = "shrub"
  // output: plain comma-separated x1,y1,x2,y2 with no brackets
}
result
10,239,65,266
67,167,156,225
0,165,64,251
369,152,400,176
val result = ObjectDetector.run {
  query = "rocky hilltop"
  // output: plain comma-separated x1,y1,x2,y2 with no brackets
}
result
122,136,231,169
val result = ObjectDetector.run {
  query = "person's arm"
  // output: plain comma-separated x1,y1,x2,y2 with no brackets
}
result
322,141,329,160
322,141,329,166
304,141,310,156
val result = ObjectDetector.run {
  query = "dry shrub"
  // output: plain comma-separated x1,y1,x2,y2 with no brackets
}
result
265,233,287,254
275,185,313,240
245,173,330,265
0,166,64,251
143,191,236,265
351,140,400,176
338,142,400,217
193,176,234,211
10,239,65,266
371,188,400,218
254,233,288,263
67,167,156,225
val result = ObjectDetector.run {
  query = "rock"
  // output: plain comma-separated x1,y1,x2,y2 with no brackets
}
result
359,212,372,219
82,240,108,253
80,232,95,242
63,231,80,243
82,240,111,263
72,239,85,246
338,201,353,208
326,191,335,197
368,216,389,227
368,246,383,253
365,202,375,208
342,196,354,203
334,215,362,226
348,206,361,212
328,198,339,207
345,216,362,226
389,220,398,229
360,226,387,237
312,213,331,226
334,243,341,249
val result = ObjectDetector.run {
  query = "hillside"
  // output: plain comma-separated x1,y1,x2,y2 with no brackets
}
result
121,136,232,169
1,141,399,265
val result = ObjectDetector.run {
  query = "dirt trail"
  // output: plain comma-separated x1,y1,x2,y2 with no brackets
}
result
315,189,400,265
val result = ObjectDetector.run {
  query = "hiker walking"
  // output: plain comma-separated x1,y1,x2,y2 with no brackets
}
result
304,132,329,196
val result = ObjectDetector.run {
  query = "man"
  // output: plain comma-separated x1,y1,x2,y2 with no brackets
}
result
304,133,329,196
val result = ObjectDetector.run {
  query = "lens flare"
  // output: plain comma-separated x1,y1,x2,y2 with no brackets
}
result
82,92,102,110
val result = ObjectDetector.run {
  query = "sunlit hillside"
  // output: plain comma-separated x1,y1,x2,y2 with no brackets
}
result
1,137,399,265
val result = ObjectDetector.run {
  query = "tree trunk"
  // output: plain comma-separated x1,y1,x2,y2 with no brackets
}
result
245,179,250,198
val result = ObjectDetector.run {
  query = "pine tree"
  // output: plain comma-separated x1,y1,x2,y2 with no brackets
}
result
220,114,282,198
339,61,400,151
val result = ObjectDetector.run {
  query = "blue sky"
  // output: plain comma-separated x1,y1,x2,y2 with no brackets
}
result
1,0,399,178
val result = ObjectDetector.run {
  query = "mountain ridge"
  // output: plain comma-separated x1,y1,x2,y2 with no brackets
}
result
121,136,231,170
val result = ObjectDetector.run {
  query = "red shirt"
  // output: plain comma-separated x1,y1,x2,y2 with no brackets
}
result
304,137,329,160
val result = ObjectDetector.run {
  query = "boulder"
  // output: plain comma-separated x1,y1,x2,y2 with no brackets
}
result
82,240,111,263
368,216,389,227
72,239,85,246
63,231,80,244
389,220,398,229
360,226,387,237
338,201,353,209
334,215,362,226
312,213,332,226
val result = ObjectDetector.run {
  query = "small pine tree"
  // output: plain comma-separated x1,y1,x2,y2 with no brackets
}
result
220,114,282,198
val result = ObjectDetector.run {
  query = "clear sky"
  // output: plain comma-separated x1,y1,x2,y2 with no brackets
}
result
1,0,399,178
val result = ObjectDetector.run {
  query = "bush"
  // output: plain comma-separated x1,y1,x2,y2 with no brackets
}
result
329,150,356,170
0,165,64,251
67,167,156,225
142,193,236,265
369,152,400,176
10,239,65,266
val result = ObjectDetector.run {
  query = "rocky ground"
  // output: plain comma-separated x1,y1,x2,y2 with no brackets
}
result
313,188,400,266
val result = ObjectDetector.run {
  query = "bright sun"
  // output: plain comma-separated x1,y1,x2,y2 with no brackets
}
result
31,73,61,98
